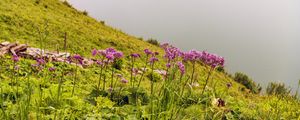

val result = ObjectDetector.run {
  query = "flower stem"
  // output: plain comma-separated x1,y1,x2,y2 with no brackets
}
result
150,62,155,120
130,57,134,87
137,55,149,88
71,63,78,97
201,68,213,95
97,65,103,90
190,62,196,84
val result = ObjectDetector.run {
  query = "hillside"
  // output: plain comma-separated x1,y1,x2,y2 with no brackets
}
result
0,0,162,56
0,0,299,119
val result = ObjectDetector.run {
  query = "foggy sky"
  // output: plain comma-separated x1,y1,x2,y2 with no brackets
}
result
69,0,300,90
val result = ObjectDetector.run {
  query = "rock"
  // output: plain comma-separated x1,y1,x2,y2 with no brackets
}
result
0,41,10,46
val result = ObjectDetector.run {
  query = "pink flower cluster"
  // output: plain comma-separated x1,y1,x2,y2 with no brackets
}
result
92,47,124,64
182,50,224,68
161,43,182,61
161,43,225,73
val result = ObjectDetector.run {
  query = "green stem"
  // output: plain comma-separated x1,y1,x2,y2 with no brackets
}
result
97,65,103,90
150,62,155,120
71,63,78,97
201,68,213,95
137,55,149,88
130,57,134,87
190,62,195,84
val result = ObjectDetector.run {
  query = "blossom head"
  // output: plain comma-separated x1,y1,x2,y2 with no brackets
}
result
92,49,98,56
72,54,83,65
98,50,106,56
149,57,159,64
144,49,153,55
12,55,20,62
166,63,171,68
105,53,115,61
177,62,185,75
113,51,124,59
36,58,46,65
163,45,181,61
106,48,116,53
131,53,141,58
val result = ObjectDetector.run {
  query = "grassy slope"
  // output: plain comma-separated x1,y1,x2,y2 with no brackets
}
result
0,0,299,119
0,0,163,56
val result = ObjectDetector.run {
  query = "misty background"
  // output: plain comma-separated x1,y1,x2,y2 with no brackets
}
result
68,0,300,90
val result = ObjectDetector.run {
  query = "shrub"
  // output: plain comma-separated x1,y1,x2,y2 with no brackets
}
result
137,37,144,41
62,1,72,8
234,72,262,94
266,82,291,96
82,10,88,16
216,66,225,73
146,38,160,46
35,0,40,4
100,21,105,25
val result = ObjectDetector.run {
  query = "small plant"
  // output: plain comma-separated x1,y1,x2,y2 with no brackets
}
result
266,82,291,96
234,72,261,94
62,1,72,8
147,38,160,46
35,0,40,4
100,21,105,25
82,10,88,16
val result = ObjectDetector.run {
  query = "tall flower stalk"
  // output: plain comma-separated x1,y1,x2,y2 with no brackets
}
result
130,53,140,88
149,55,158,120
137,49,152,88
70,54,83,97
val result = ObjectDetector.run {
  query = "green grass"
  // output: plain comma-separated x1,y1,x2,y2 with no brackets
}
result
0,0,162,56
0,0,299,119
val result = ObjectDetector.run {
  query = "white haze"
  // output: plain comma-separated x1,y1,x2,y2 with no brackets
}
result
69,0,300,90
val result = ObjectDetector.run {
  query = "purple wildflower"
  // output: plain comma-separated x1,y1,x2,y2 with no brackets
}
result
12,55,19,62
92,49,98,56
73,54,83,65
113,51,124,59
98,50,106,56
106,53,115,61
144,49,153,55
131,53,141,58
149,57,159,64
163,44,182,61
177,62,185,75
36,58,46,65
166,63,171,68
106,48,116,53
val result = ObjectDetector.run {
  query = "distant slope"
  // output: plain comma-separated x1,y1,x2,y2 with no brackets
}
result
0,0,162,56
